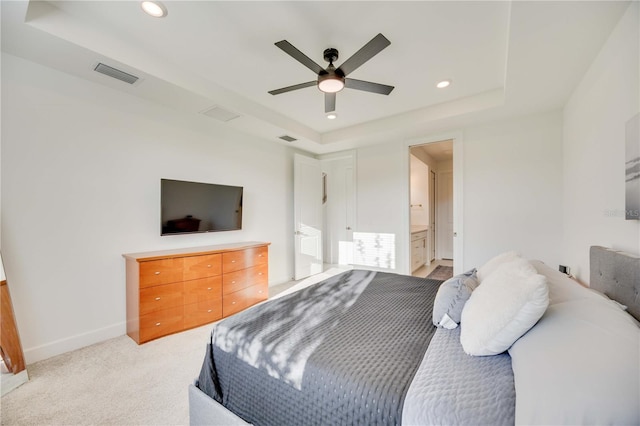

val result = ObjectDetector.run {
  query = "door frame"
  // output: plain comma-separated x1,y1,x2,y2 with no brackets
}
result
404,131,464,274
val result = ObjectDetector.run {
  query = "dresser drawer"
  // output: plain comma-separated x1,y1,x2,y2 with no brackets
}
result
412,255,423,271
125,242,270,344
139,282,184,316
222,246,268,273
139,258,184,288
184,299,223,329
139,306,183,342
184,276,222,305
183,254,222,280
223,282,268,317
222,264,268,295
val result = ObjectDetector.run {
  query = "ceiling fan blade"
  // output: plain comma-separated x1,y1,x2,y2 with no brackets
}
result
345,78,394,95
325,92,336,113
275,40,325,75
268,81,316,95
337,33,391,76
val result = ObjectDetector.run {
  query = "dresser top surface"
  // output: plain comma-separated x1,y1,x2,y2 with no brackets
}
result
123,241,270,262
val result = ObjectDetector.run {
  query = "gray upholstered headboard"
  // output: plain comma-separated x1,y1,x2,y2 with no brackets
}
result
590,246,640,321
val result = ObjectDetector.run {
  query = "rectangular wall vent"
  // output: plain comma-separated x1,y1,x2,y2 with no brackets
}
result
201,106,241,122
279,135,297,142
94,63,139,85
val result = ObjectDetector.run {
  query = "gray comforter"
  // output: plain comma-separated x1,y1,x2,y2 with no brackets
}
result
403,327,515,425
196,269,515,425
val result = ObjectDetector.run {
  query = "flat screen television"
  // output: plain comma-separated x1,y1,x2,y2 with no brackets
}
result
161,179,243,235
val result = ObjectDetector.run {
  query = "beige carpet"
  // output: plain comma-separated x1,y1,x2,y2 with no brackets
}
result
0,324,214,425
0,270,348,425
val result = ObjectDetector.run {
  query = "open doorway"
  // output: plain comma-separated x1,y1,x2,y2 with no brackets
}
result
409,140,454,280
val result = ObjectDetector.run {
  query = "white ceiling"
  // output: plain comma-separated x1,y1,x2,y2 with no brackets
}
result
1,1,630,154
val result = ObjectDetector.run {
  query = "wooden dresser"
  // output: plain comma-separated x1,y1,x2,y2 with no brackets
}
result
123,241,269,344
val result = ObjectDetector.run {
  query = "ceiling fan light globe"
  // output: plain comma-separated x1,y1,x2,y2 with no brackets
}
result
318,77,345,93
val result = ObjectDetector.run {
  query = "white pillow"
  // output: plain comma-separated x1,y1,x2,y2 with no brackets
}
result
476,250,520,282
460,258,548,356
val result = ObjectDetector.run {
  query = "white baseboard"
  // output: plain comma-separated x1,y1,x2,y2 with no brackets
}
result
23,321,126,365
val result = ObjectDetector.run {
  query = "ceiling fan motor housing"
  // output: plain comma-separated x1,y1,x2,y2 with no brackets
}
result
323,48,339,64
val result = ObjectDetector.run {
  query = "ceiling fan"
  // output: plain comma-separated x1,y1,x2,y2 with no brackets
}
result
268,33,395,114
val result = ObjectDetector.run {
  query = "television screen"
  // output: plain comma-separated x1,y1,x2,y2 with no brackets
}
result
161,179,243,235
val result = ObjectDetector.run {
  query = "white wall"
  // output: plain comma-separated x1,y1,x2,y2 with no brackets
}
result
409,154,429,226
437,159,453,173
563,2,640,283
353,111,564,275
462,111,564,269
1,54,295,363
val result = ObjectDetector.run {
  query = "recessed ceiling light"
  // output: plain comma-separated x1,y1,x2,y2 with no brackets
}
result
141,1,168,18
436,80,451,89
327,113,338,120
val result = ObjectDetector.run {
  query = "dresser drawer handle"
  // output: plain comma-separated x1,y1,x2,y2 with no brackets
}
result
207,309,212,313
258,290,263,294
259,254,263,257
231,281,236,284
155,322,161,326
258,272,263,275
207,287,212,291
207,265,212,268
154,271,160,275
232,301,236,305
231,260,236,263
155,297,161,301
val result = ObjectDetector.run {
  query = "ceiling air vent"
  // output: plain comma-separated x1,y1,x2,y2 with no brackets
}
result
200,106,241,123
94,63,139,85
279,135,297,142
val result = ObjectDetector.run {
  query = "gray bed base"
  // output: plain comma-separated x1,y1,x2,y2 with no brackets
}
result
188,246,640,425
189,381,249,426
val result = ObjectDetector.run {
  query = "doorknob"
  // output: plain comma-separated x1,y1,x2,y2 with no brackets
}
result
453,232,457,237
346,227,352,230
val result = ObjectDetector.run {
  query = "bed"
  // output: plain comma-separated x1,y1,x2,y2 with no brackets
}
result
189,246,640,425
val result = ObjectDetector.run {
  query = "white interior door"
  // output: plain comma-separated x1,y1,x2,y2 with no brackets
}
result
437,171,454,259
321,154,356,265
294,154,323,280
343,163,355,265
